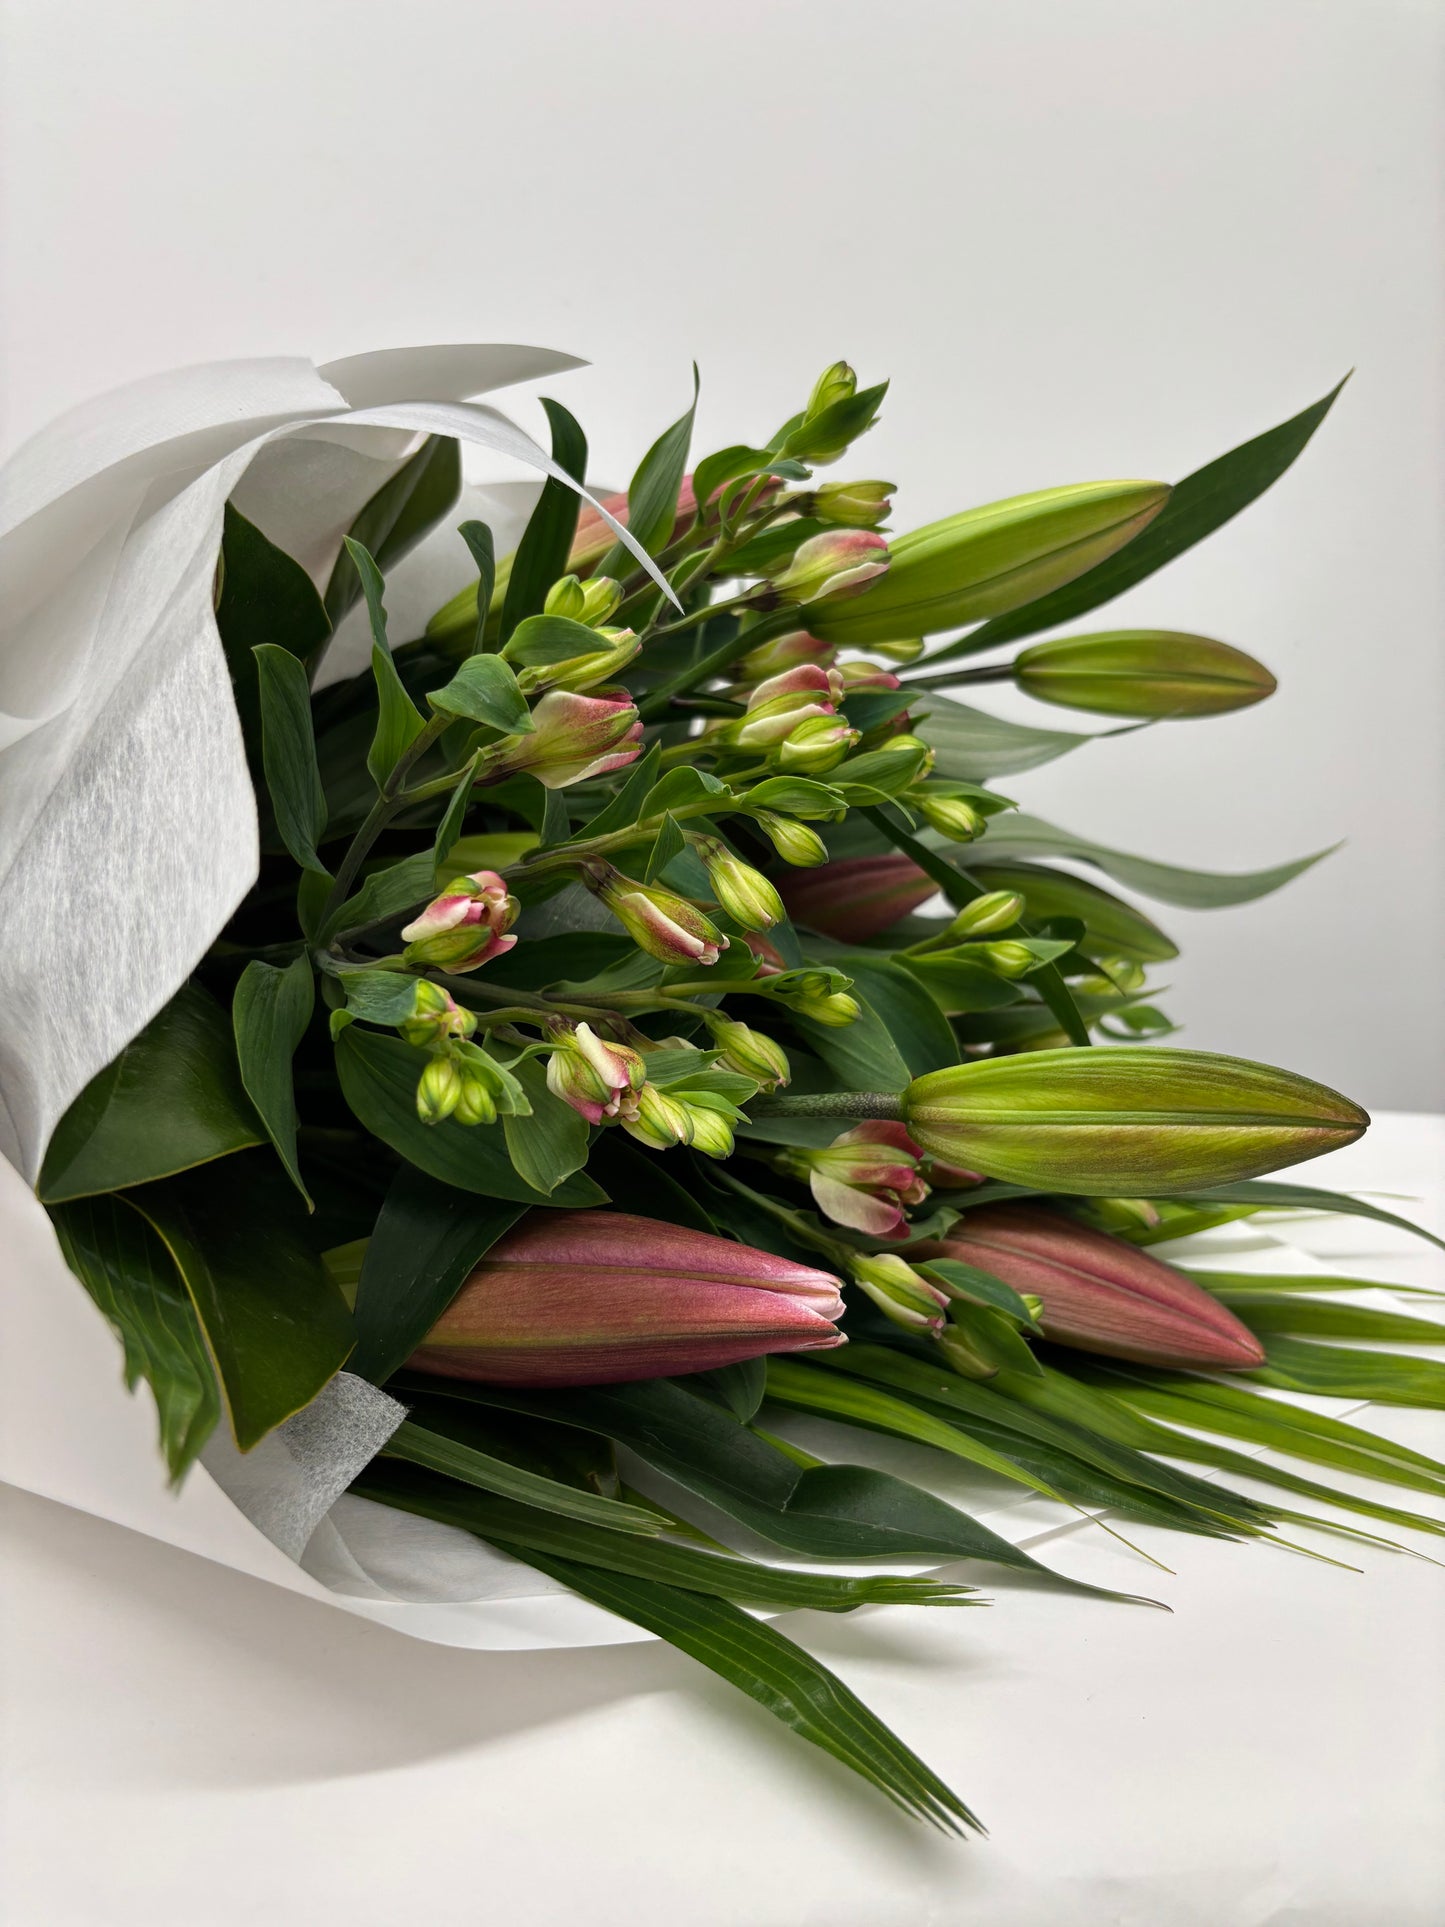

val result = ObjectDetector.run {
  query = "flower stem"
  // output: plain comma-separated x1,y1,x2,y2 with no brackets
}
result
749,1091,906,1121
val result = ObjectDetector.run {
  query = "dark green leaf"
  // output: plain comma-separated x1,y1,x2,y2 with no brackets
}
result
1165,1179,1445,1252
599,369,699,572
539,785,571,848
915,1258,1034,1324
253,644,329,874
918,696,1108,779
456,519,495,656
324,434,462,628
321,849,435,942
688,1358,768,1422
792,993,912,1095
500,399,588,640
39,985,263,1203
345,537,427,788
502,1057,591,1195
433,756,479,869
382,1420,663,1534
1228,1297,1445,1344
1248,1336,1445,1408
967,861,1179,962
575,741,662,838
644,812,687,882
216,505,331,768
427,652,530,732
232,956,315,1205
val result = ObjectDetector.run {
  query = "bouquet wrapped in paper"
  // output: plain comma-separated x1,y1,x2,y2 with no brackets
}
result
4,343,1442,1832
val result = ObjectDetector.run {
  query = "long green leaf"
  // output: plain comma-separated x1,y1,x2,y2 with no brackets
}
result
499,398,587,640
253,644,330,875
1248,1336,1445,1408
323,434,462,628
232,956,315,1205
1165,1180,1445,1252
1230,1298,1445,1344
918,695,1117,778
216,505,331,768
598,369,699,574
345,537,427,788
455,519,495,656
502,1056,591,1195
381,1422,665,1536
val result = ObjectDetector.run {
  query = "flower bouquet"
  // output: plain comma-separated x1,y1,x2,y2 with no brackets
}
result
9,346,1444,1833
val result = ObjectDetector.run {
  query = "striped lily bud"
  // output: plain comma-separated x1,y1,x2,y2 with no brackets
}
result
415,1054,464,1125
913,793,985,842
398,980,477,1045
837,658,901,692
769,968,862,1027
850,1253,949,1336
1014,630,1277,718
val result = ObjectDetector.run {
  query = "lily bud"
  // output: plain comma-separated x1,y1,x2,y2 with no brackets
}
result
736,630,837,683
706,1016,791,1091
778,852,936,941
588,863,730,966
946,891,1025,938
777,1121,930,1240
968,861,1178,964
913,793,985,842
694,836,785,931
401,870,519,974
1014,630,1277,719
479,689,642,790
750,810,829,868
778,714,862,774
913,1204,1266,1370
416,1053,464,1125
545,1021,646,1126
901,1047,1369,1193
805,481,1172,646
850,1253,949,1336
407,1210,846,1386
623,1082,695,1151
812,480,895,529
768,530,891,605
398,980,478,1046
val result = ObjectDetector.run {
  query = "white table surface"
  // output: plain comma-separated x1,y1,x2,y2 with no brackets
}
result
3,1115,1443,1927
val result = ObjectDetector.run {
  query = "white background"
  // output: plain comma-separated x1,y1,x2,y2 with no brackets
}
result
1,0,1441,1108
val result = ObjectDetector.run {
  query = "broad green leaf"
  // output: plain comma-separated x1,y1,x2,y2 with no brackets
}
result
253,644,329,874
687,1358,768,1423
918,695,1110,779
1186,1269,1445,1300
1228,1297,1445,1344
502,1057,591,1195
334,1026,606,1207
350,1165,525,1382
975,812,1335,909
127,1154,354,1451
539,785,571,847
232,956,315,1205
644,812,687,882
501,613,604,667
741,776,846,817
49,1194,221,1481
967,861,1179,962
382,1420,664,1535
433,755,480,869
945,380,1348,655
499,398,587,640
915,1258,1035,1324
39,985,263,1203
456,519,495,655
691,444,810,514
792,992,912,1095
641,764,730,819
345,537,427,788
599,368,700,573
902,953,1026,1013
216,505,331,766
427,653,531,732
321,849,435,942
323,434,462,628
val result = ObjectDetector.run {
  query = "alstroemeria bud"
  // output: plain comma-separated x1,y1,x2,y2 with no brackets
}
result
736,630,837,683
507,625,641,698
807,360,857,417
902,1047,1369,1192
693,836,784,931
1014,630,1278,719
680,1101,736,1159
870,636,925,664
587,863,730,966
478,688,642,790
850,1253,949,1336
706,1016,791,1091
769,969,862,1027
750,811,829,868
407,1210,845,1387
806,482,1172,646
545,1021,646,1126
398,979,478,1045
913,1204,1266,1370
401,871,519,973
946,891,1025,938
778,714,862,774
935,1325,1000,1380
768,529,890,605
914,793,985,842
812,480,895,529
977,940,1037,978
779,852,936,941
576,576,624,626
837,658,901,692
723,687,839,751
416,1054,464,1125
778,1122,929,1240
622,1082,694,1151
543,574,588,620
750,663,847,709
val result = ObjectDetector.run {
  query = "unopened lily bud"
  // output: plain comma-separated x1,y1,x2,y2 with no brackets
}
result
978,940,1037,978
401,871,519,974
399,979,478,1045
416,1053,464,1125
623,1082,695,1151
851,1253,948,1336
913,1204,1266,1370
806,482,1172,646
914,792,985,842
478,688,642,790
706,1016,791,1091
587,863,730,966
947,891,1025,938
751,810,829,868
812,480,894,529
545,1021,647,1125
837,658,901,692
543,574,588,620
901,1047,1369,1192
807,360,857,418
778,714,862,774
736,630,837,683
768,529,890,605
779,852,936,941
410,1211,845,1386
694,836,785,931
1014,630,1277,719
777,1122,929,1240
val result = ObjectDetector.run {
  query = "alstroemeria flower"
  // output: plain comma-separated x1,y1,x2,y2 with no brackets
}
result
780,1120,930,1240
545,1022,646,1126
481,689,643,790
586,863,729,966
400,871,519,973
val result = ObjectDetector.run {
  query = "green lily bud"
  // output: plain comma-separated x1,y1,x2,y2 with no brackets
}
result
805,481,1172,646
543,574,588,620
770,969,862,1027
946,890,1025,937
694,836,786,932
811,480,894,529
416,1054,464,1126
977,940,1037,978
750,810,829,868
913,793,985,842
706,1016,791,1091
807,360,856,417
1014,630,1277,719
902,1047,1368,1193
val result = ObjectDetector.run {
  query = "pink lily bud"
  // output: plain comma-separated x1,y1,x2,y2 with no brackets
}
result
778,1121,930,1241
544,1022,646,1126
587,862,730,966
480,689,643,791
777,714,862,774
407,1210,846,1387
401,871,519,973
566,477,700,574
837,659,902,692
850,1253,949,1336
912,1204,1266,1371
768,530,890,605
778,852,935,941
736,630,837,683
749,663,846,709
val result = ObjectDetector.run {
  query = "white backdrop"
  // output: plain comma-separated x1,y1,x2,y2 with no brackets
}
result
1,0,1440,1109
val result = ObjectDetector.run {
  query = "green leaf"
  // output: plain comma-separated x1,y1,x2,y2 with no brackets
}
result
382,1419,664,1535
599,368,700,573
741,776,846,817
126,1154,354,1451
502,1057,591,1195
1227,1297,1445,1344
1163,1179,1444,1252
321,849,435,942
688,1358,768,1422
575,742,662,838
918,696,1110,779
499,399,587,641
644,812,687,883
975,812,1335,910
456,520,495,656
344,537,428,788
915,1258,1035,1324
539,785,571,848
902,953,1025,1012
1247,1336,1445,1408
501,613,604,667
232,957,315,1206
334,968,427,1029
427,653,531,732
641,764,730,819
334,1026,606,1207
253,644,329,874
948,379,1348,654
39,985,263,1203
216,506,331,767
350,1165,525,1382
433,756,479,869
49,1194,221,1481
324,434,462,628
967,861,1179,962
792,992,912,1095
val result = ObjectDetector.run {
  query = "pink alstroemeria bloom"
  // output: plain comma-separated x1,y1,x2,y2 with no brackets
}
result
407,1210,846,1387
588,863,729,966
400,870,519,973
486,689,643,791
784,1121,931,1240
769,529,890,604
544,1022,646,1126
748,663,846,710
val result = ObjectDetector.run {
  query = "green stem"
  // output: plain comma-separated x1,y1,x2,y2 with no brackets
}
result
321,711,453,925
903,663,1015,692
750,1090,906,1121
636,608,798,723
